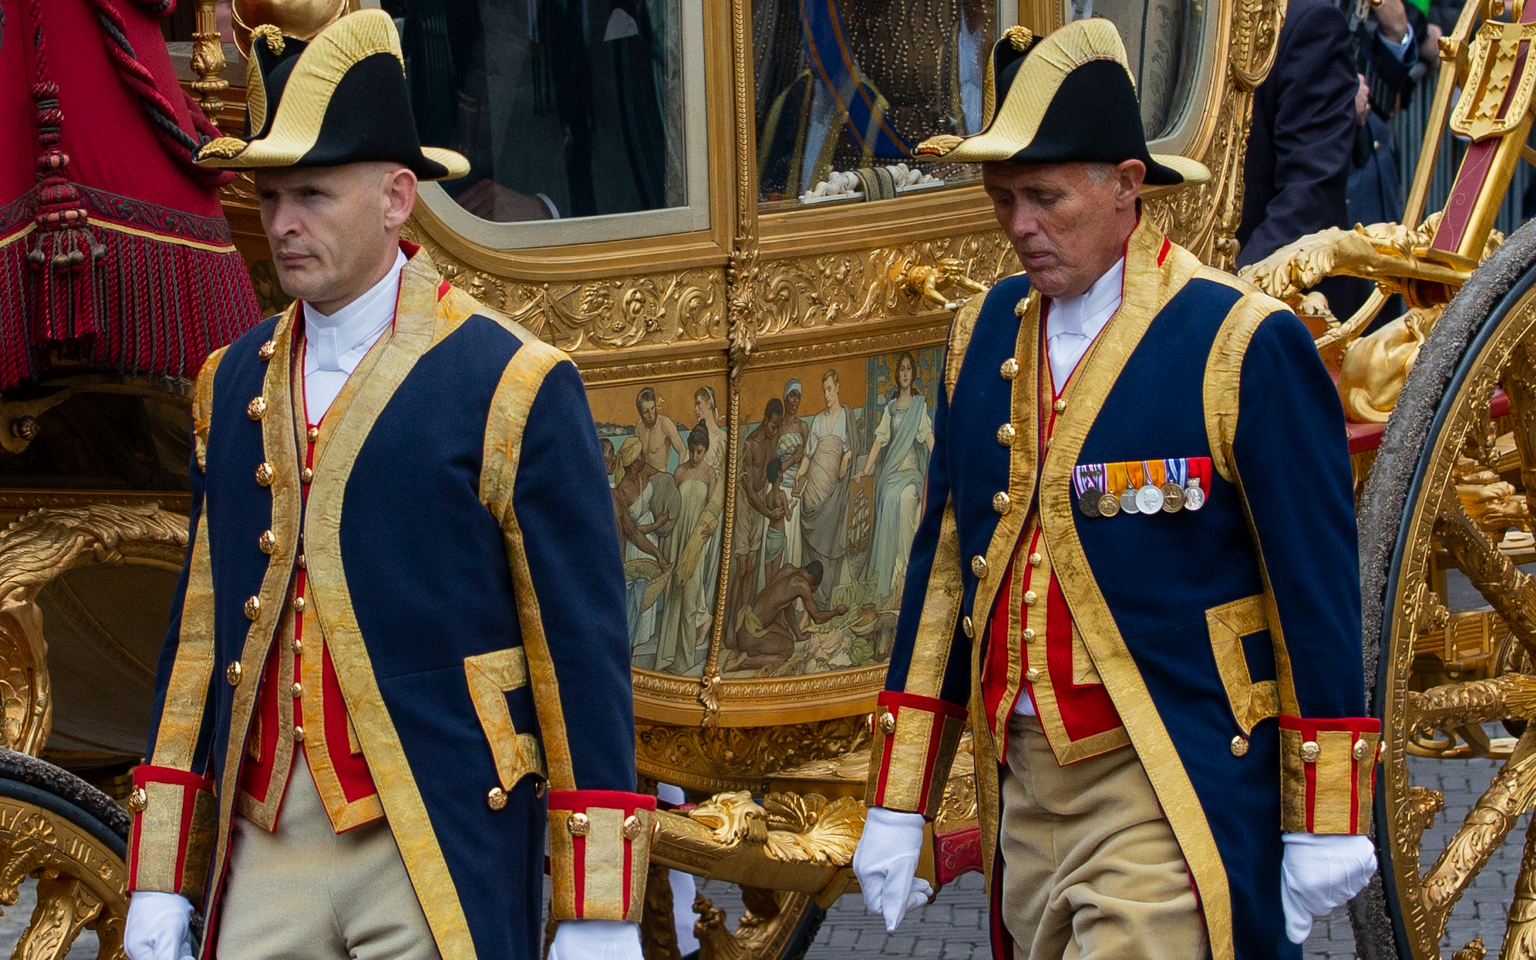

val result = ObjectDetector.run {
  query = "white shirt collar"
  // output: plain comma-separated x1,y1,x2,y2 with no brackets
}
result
1044,257,1124,390
303,248,406,375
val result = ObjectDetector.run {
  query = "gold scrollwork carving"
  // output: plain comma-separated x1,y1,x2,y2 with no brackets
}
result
0,797,128,960
635,717,871,794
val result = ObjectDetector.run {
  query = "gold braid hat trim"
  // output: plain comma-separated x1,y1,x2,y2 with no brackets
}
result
252,24,285,54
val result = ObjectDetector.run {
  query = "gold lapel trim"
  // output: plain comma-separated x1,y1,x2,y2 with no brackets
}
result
301,251,478,960
970,290,1041,635
1036,228,1238,960
208,302,304,908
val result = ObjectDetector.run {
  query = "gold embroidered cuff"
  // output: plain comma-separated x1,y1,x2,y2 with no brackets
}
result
547,791,656,922
127,765,217,903
866,690,968,818
1278,715,1381,834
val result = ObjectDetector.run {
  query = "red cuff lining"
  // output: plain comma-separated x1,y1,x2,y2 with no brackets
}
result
132,764,214,792
547,790,657,813
1278,714,1382,734
877,689,968,721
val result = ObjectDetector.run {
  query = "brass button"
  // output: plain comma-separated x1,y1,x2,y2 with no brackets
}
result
878,711,897,734
997,423,1016,447
1000,357,1019,380
1353,738,1371,761
1231,735,1249,757
971,555,988,578
255,462,275,487
622,815,645,840
567,813,591,837
293,725,305,742
126,787,148,813
226,661,242,686
1025,668,1040,682
1023,590,1038,606
291,682,303,698
258,340,277,361
1023,628,1037,643
293,596,306,613
535,781,547,798
258,530,277,554
1028,552,1042,567
297,554,307,569
962,615,975,638
1053,398,1067,413
291,639,303,654
244,595,261,620
247,396,267,421
301,467,314,483
307,426,320,442
1300,741,1321,763
993,491,1012,515
487,787,508,810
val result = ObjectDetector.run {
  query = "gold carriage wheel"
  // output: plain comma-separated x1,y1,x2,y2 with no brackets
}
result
1354,219,1536,959
0,749,131,959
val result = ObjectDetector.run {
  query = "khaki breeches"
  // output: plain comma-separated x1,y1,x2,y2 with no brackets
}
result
1000,714,1207,960
216,760,440,960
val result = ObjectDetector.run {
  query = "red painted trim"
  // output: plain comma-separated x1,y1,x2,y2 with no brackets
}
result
933,825,982,885
1433,139,1498,254
547,790,657,812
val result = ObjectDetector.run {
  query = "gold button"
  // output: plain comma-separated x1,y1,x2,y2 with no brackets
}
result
971,555,988,578
567,813,591,837
997,423,1016,447
487,787,508,810
293,725,305,742
1029,552,1042,567
301,467,314,483
1353,738,1371,761
878,711,897,734
623,815,645,840
535,782,547,798
1023,628,1037,643
297,554,307,569
255,462,275,487
293,596,306,613
307,426,320,442
291,639,303,654
1231,736,1249,757
244,595,261,620
258,530,277,554
993,491,1011,515
1023,590,1037,606
258,339,277,361
1300,741,1321,763
226,661,242,686
1054,398,1067,413
291,682,303,698
1025,668,1040,682
962,615,975,638
247,396,267,421
1000,357,1019,380
126,787,148,813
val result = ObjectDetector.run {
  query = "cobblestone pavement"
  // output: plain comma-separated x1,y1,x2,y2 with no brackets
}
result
0,752,1520,959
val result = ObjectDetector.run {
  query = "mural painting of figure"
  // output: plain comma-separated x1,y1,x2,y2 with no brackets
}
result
724,560,848,673
615,435,680,664
854,351,933,607
655,422,722,674
636,385,689,472
724,399,785,639
798,369,857,609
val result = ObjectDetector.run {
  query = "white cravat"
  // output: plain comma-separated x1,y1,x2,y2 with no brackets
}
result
301,249,405,421
1012,258,1125,718
1044,257,1124,392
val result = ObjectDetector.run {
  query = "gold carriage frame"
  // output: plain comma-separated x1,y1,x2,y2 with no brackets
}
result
199,0,1286,729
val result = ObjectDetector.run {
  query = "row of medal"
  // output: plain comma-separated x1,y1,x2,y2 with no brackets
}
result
1072,457,1213,518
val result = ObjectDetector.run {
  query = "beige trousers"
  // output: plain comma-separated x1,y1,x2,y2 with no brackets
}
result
1000,714,1207,960
216,760,440,960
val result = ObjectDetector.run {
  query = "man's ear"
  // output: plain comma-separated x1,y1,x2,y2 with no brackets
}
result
1115,159,1147,206
382,167,419,231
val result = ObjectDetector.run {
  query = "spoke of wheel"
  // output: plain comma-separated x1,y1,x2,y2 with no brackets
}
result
1502,344,1536,498
1502,812,1536,959
1436,506,1536,657
1408,674,1536,735
11,874,102,960
1421,727,1536,941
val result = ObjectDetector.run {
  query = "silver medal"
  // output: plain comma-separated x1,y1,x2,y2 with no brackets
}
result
1135,483,1164,513
1184,478,1206,511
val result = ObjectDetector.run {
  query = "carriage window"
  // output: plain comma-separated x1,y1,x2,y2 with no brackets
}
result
753,0,999,207
1068,0,1202,141
375,0,707,246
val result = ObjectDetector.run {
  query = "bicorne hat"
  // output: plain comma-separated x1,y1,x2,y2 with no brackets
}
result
914,20,1209,186
194,10,469,181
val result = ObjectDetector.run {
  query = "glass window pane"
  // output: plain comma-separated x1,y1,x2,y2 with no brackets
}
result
1069,0,1202,141
383,0,687,221
753,0,997,207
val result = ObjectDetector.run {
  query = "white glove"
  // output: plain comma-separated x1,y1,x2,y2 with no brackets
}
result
852,807,933,932
124,891,195,960
548,919,642,960
1279,832,1376,943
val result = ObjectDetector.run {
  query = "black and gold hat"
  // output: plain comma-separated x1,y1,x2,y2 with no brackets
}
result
195,10,469,181
915,20,1208,186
